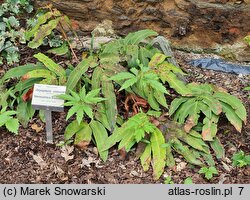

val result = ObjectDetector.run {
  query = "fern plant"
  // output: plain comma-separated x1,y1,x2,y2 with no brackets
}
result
25,53,67,85
99,29,160,67
0,52,67,127
102,112,166,180
102,112,223,180
169,83,247,141
109,60,169,111
58,85,111,161
0,52,98,127
89,30,167,131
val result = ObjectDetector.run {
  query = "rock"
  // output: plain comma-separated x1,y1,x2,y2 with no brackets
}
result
220,42,250,62
91,20,116,37
35,0,250,60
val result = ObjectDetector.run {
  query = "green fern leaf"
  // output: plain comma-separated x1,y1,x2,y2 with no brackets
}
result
183,100,200,132
66,105,81,120
64,120,80,140
201,94,222,115
0,63,44,83
165,144,175,167
140,143,152,171
76,109,84,124
91,67,103,90
119,77,138,91
214,92,247,123
169,97,188,116
154,90,168,108
174,99,196,124
102,78,118,131
33,53,66,78
25,69,57,80
67,57,97,91
202,114,219,141
47,42,69,56
109,72,135,81
90,120,109,161
94,103,111,131
221,102,243,132
210,137,225,159
161,72,191,95
28,18,60,48
151,128,166,180
74,122,92,145
118,131,136,151
148,91,160,111
172,138,203,166
148,53,167,68
82,105,93,120
124,29,158,45
25,11,55,40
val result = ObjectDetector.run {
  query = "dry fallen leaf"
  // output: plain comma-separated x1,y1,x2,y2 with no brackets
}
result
80,157,100,168
54,165,65,176
176,162,187,172
31,123,43,133
61,145,74,162
221,161,232,172
30,153,47,169
75,141,90,150
184,116,195,132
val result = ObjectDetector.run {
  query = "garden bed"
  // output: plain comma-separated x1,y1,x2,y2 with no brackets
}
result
0,49,249,184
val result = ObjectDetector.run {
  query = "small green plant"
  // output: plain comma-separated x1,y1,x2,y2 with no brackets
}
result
164,176,174,184
0,0,33,65
59,86,105,124
0,106,19,134
184,177,193,184
198,166,218,180
232,150,250,167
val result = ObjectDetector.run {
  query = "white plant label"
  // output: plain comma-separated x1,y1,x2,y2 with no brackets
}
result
32,84,66,111
31,84,66,143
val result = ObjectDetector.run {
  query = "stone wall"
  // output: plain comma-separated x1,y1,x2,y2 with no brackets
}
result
35,0,250,50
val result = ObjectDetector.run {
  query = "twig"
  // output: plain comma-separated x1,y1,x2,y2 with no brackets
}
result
58,21,79,63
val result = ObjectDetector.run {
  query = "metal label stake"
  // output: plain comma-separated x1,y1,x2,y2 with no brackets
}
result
31,84,66,143
45,110,53,143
